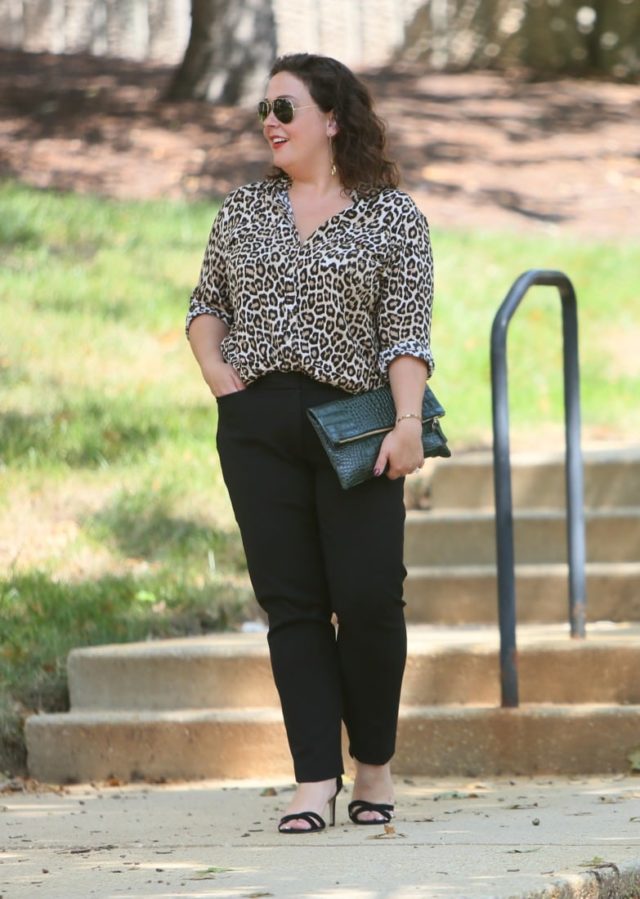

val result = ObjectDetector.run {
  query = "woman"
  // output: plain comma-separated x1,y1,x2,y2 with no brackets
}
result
186,53,435,833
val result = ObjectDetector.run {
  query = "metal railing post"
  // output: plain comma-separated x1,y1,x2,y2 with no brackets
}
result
490,270,586,709
561,287,587,637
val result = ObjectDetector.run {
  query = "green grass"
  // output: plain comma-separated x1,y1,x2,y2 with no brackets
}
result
430,228,640,444
1,181,638,774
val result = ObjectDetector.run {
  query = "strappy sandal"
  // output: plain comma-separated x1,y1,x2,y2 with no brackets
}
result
348,798,395,825
278,775,343,834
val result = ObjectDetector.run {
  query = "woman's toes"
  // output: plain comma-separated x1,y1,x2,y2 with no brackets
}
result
359,810,384,823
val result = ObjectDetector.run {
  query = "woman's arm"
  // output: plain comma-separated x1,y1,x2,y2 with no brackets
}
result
188,315,245,398
373,355,427,479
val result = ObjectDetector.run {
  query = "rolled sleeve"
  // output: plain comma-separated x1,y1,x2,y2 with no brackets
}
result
377,199,435,378
185,200,233,337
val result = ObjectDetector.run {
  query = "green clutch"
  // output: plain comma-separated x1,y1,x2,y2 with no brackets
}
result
307,384,451,490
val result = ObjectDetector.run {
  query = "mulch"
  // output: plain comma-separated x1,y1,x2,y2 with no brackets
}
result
1,48,639,238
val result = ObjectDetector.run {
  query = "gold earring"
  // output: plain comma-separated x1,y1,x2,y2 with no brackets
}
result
329,135,337,177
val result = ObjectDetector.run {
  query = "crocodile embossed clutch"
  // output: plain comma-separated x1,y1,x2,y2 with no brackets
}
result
307,384,451,490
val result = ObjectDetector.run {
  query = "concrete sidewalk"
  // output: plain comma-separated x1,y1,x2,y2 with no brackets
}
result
2,775,640,898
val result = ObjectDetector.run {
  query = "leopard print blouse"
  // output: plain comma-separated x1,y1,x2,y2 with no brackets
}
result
186,176,434,394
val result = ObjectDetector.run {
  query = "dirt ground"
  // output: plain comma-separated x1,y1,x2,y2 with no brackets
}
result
1,49,639,238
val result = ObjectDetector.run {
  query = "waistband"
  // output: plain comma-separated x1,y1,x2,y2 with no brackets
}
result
250,371,337,391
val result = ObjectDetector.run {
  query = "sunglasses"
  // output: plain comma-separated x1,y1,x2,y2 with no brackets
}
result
257,97,315,124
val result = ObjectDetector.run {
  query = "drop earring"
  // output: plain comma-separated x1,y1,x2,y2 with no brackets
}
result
329,135,337,177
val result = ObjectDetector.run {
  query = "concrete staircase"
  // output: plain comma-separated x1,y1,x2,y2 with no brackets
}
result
404,447,640,624
26,449,640,783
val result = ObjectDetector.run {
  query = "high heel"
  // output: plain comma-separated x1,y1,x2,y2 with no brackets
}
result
348,798,395,825
278,775,343,834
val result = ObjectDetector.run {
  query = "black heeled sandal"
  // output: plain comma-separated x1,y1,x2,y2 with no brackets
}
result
278,775,343,834
348,798,395,825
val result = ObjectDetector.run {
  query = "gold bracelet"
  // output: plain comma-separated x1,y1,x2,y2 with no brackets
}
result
396,413,422,424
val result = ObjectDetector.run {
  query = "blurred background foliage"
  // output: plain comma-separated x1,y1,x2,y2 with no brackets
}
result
0,0,637,100
403,0,640,80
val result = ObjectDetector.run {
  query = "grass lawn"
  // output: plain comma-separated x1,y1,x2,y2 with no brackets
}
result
1,181,638,773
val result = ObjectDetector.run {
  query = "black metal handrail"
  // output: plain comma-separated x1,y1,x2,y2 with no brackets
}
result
490,270,586,708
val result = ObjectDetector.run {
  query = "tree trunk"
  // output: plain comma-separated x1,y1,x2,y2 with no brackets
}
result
402,0,526,71
166,0,277,104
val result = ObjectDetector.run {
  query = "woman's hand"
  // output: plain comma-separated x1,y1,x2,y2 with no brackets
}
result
187,316,245,397
374,418,423,479
374,354,429,479
200,359,246,398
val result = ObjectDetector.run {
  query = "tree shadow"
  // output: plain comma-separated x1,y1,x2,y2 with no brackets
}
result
366,65,638,134
0,402,163,468
84,486,246,572
31,294,130,319
1,49,637,220
0,48,266,195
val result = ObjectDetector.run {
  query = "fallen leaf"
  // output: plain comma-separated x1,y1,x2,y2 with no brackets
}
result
0,777,65,795
506,848,541,854
260,787,277,797
68,844,115,854
367,827,405,840
579,856,606,866
191,866,233,879
433,791,478,801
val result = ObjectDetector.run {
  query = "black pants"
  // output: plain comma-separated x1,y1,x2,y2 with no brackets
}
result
216,372,407,783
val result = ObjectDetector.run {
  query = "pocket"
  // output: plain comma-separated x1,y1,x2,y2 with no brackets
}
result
216,388,248,403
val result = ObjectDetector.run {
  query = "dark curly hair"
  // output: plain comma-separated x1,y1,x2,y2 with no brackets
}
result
267,53,399,193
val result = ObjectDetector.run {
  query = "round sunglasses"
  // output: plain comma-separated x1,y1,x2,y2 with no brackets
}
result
258,97,316,124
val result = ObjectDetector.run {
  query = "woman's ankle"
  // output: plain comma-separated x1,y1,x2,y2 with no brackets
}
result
352,761,393,797
354,760,391,778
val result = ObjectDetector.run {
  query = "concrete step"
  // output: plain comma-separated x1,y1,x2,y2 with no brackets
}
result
26,703,640,783
404,562,640,624
66,624,640,711
402,623,640,706
404,507,640,566
67,634,280,712
406,447,640,511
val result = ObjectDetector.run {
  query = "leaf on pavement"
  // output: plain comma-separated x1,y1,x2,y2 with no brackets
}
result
506,848,541,854
433,790,479,801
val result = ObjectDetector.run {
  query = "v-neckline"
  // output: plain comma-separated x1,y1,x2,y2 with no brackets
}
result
281,188,356,247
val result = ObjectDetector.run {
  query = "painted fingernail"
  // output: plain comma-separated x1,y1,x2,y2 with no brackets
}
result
373,467,382,477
